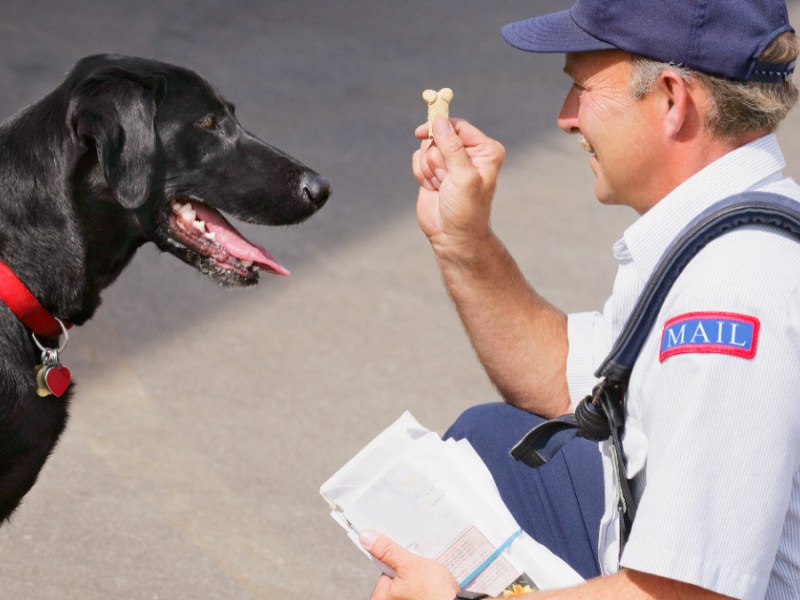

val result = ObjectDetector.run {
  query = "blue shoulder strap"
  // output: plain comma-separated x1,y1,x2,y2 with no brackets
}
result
598,191,800,383
511,191,800,551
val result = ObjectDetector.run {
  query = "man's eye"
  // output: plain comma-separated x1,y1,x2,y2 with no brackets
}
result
195,116,218,130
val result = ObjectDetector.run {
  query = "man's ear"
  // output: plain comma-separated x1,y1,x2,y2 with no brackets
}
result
656,69,693,140
69,72,161,209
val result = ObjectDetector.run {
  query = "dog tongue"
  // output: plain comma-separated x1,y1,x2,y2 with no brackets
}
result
192,203,290,276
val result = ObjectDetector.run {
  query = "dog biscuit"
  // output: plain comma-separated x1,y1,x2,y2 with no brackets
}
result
422,88,453,138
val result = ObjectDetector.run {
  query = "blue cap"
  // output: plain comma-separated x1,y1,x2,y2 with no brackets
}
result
501,0,796,82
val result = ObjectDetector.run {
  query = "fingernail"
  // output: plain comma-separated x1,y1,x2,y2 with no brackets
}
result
423,179,435,191
430,176,441,188
434,169,446,181
359,529,379,550
433,117,452,137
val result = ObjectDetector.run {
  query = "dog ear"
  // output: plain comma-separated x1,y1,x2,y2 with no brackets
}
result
69,72,162,209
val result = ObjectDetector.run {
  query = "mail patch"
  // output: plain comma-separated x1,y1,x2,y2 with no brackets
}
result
659,312,760,362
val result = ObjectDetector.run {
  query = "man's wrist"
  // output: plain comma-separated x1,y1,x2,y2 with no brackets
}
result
433,232,516,290
430,229,496,269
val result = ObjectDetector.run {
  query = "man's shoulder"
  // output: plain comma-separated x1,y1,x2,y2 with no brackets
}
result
678,181,800,289
663,222,800,312
755,177,800,203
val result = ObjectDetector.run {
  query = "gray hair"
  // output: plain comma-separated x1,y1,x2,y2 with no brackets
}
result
629,32,799,140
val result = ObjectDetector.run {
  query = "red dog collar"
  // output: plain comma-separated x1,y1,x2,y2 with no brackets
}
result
0,259,71,338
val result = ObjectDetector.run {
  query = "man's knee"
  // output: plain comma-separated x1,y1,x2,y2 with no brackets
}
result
443,402,604,579
445,402,547,445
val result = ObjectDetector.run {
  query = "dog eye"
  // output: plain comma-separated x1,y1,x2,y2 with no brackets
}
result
195,116,219,130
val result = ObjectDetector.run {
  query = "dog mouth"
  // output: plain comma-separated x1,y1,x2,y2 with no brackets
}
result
164,199,290,281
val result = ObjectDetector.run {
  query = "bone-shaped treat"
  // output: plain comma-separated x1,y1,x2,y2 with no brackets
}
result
422,88,453,138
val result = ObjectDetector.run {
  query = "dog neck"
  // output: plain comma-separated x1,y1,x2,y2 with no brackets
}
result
0,258,71,338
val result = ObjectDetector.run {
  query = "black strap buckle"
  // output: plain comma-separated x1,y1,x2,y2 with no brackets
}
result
509,380,624,468
510,379,636,551
510,412,581,468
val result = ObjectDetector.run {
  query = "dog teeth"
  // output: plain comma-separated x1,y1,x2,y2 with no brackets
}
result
172,201,197,222
192,219,206,232
241,260,253,268
204,232,217,241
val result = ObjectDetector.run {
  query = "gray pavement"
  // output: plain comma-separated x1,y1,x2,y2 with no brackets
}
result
0,1,798,598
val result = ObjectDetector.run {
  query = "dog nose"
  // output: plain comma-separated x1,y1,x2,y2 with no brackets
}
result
300,173,331,209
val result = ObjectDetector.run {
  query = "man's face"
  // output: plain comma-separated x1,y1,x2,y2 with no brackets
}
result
558,50,662,213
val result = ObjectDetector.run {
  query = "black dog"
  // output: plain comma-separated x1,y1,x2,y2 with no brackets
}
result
0,54,330,521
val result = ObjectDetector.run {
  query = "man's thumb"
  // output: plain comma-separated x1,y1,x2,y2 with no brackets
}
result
431,118,472,173
360,529,406,572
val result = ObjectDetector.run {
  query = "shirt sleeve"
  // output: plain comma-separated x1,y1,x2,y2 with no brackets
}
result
620,230,800,600
566,311,612,409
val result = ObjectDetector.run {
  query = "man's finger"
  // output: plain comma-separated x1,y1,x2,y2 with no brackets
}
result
431,118,476,175
447,118,492,147
369,574,393,600
414,123,430,139
413,148,437,191
360,529,409,573
418,139,439,180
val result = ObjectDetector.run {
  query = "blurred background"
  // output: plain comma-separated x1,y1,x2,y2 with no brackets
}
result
0,1,797,598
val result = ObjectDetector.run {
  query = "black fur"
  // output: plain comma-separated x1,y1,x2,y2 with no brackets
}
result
0,54,330,521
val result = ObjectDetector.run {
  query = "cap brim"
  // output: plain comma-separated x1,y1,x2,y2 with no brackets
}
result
501,9,616,53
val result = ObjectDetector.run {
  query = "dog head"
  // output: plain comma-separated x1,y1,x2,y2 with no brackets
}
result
66,53,330,286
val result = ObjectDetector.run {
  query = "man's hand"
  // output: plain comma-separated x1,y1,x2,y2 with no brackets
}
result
412,118,505,260
360,529,461,600
359,528,736,600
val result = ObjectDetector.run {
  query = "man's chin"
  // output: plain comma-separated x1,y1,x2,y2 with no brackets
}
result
593,177,614,206
592,170,628,208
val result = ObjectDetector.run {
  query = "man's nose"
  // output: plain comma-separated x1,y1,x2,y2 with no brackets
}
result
557,87,580,134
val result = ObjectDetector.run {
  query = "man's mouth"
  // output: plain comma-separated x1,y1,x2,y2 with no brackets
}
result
166,199,290,278
580,134,595,155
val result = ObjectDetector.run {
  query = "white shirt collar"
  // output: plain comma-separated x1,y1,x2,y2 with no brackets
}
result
618,134,787,281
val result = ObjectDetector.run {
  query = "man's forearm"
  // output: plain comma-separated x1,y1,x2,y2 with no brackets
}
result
434,231,571,418
505,569,733,600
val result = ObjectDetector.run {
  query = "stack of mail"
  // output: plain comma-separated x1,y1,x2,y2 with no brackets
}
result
320,412,584,596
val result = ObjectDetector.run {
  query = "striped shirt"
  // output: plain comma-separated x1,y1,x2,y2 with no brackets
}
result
566,134,800,599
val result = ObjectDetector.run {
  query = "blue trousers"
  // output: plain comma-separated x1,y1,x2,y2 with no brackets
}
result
444,403,604,580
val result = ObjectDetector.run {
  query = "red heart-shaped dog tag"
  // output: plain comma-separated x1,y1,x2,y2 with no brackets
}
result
44,365,71,397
